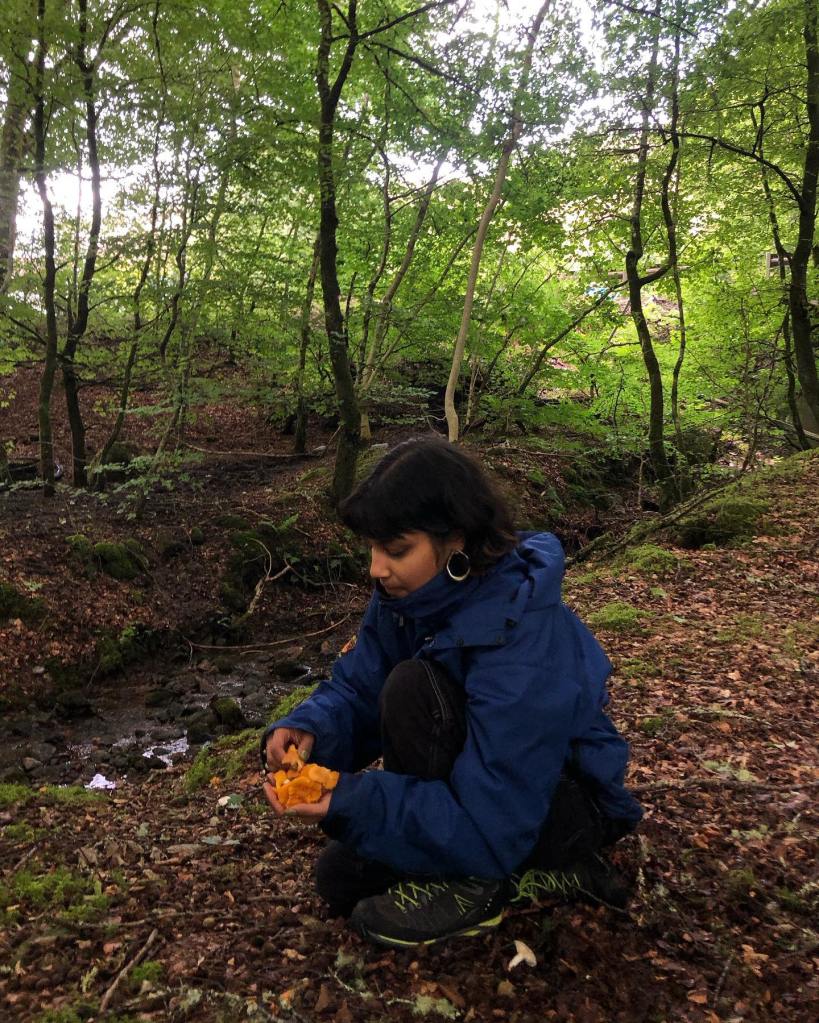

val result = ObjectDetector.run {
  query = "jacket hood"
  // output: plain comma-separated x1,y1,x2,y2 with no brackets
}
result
373,531,565,638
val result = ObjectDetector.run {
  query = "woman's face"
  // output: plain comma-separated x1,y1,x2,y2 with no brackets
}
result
368,531,461,598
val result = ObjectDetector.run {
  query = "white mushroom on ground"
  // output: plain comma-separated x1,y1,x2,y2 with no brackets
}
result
507,939,537,970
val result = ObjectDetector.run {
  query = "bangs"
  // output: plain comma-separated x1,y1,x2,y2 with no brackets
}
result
339,466,451,541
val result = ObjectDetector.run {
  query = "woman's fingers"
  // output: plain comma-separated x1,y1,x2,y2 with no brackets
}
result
295,730,314,761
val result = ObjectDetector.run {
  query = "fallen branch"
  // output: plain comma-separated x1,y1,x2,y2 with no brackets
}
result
568,468,751,567
185,614,352,652
632,777,819,795
99,928,159,1014
181,441,320,460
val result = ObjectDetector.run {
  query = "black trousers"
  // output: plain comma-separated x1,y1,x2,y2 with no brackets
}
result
316,659,629,917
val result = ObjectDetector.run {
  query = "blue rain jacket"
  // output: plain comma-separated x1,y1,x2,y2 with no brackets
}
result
268,532,642,878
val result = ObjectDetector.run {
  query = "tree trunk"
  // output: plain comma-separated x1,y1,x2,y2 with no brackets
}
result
33,0,57,495
0,40,29,292
294,232,321,454
624,1,674,487
316,0,361,504
359,153,446,441
61,0,103,486
444,0,552,442
788,0,819,433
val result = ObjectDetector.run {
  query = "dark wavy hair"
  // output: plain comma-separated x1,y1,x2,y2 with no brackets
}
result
339,437,517,573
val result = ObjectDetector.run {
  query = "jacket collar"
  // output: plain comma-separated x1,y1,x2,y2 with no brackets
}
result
373,565,482,624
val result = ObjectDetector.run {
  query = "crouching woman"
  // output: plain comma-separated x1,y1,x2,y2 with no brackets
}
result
261,437,642,947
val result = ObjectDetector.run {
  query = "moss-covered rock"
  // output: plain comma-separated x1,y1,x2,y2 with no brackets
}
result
91,539,147,580
214,513,251,530
190,525,205,545
0,580,45,624
209,696,247,731
673,495,769,548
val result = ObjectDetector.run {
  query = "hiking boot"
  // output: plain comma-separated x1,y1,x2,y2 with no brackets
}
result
511,853,630,911
350,876,507,948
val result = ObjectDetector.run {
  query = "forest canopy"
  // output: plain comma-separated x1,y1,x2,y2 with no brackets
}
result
1,0,817,502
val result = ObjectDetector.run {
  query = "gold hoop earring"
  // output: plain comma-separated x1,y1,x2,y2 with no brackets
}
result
446,549,471,582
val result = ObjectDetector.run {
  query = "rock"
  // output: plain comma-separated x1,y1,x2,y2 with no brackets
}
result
25,742,56,763
0,765,28,783
186,710,216,745
209,696,246,731
144,756,167,771
55,691,94,719
145,688,173,708
22,757,43,773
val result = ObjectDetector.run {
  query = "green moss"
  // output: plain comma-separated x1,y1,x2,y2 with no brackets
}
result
618,657,661,679
59,891,109,924
781,619,819,658
52,785,104,804
0,783,32,807
130,960,164,988
587,601,645,633
0,866,86,912
268,684,317,722
190,525,205,545
673,496,769,548
93,540,145,580
616,543,680,577
637,713,673,737
2,822,42,842
715,613,765,644
0,580,45,624
184,747,219,792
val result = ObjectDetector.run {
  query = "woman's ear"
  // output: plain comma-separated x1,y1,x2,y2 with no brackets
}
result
447,531,466,553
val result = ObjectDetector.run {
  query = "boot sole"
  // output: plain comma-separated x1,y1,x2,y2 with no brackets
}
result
355,911,504,948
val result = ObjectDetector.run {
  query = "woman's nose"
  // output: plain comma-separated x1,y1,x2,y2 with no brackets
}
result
369,549,389,579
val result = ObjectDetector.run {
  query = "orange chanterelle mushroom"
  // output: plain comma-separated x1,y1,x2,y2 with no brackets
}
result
270,745,339,808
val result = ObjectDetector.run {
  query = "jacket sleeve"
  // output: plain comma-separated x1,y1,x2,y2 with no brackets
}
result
261,597,396,772
323,607,589,878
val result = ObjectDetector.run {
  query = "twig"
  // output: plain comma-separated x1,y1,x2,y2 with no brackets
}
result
632,777,819,795
712,952,734,1007
11,842,42,873
240,548,291,621
98,928,159,1013
185,614,352,651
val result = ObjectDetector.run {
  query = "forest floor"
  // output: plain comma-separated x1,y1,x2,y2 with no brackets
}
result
1,366,818,1023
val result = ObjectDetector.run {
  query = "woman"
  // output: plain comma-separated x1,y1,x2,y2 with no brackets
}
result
261,437,642,948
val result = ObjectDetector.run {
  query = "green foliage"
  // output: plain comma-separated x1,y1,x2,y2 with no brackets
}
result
673,496,769,548
587,601,645,633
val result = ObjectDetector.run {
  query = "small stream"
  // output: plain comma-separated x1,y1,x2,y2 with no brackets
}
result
1,654,320,789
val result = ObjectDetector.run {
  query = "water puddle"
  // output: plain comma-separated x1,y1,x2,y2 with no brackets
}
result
143,735,189,766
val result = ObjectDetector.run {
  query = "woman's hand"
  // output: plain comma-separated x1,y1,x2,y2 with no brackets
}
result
262,776,332,822
263,726,314,771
